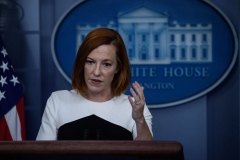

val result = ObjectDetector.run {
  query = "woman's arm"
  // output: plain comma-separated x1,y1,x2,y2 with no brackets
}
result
36,93,57,140
134,117,153,140
128,81,154,140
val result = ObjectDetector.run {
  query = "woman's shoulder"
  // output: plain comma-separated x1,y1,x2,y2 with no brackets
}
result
46,90,84,110
50,89,80,100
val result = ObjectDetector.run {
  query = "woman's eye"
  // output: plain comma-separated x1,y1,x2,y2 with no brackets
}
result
103,63,112,67
86,60,94,64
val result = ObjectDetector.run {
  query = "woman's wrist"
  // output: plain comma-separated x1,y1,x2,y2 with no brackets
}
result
134,116,145,124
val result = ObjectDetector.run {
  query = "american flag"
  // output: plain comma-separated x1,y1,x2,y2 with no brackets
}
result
0,36,26,140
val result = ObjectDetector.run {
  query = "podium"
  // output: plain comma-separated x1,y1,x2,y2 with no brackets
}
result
0,141,184,160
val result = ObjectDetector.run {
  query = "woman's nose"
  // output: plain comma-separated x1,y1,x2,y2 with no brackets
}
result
93,64,101,76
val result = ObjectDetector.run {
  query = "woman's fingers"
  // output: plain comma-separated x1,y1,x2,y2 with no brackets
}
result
131,81,145,104
130,87,141,104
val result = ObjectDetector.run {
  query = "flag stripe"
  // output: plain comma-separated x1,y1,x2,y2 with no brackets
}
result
0,116,13,140
5,104,22,140
16,97,26,140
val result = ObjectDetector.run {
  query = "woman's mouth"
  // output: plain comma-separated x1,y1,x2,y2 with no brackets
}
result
91,79,102,84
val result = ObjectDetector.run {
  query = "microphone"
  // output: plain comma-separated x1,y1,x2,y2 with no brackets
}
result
96,129,101,140
83,129,89,140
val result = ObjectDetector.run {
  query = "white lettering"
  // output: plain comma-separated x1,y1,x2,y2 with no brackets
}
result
140,82,175,89
164,67,210,77
132,67,157,77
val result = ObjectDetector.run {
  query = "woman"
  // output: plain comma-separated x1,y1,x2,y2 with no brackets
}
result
36,28,153,140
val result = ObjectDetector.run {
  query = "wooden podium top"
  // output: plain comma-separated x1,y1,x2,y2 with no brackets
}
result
0,141,184,160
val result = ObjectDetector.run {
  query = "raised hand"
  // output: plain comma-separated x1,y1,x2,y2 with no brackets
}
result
128,81,145,123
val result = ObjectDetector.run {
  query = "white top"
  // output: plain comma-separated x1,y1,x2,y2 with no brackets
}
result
36,90,153,140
